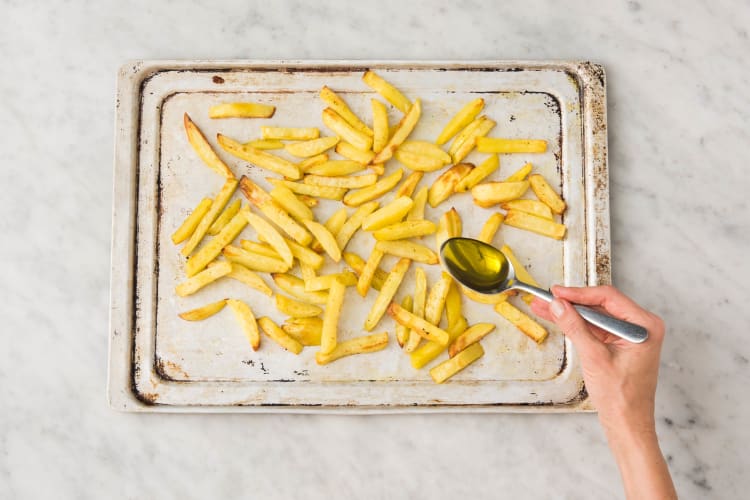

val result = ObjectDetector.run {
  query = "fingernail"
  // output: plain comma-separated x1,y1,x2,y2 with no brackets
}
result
550,299,565,319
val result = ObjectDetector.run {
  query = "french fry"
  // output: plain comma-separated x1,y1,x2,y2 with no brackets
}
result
304,173,377,189
282,317,322,346
404,267,427,353
371,99,421,164
504,162,533,182
258,317,303,354
362,196,414,231
396,295,413,347
435,207,462,249
425,273,452,325
182,177,239,257
208,102,275,119
272,274,328,304
244,139,284,150
448,323,496,357
370,164,385,175
477,137,548,154
223,245,290,273
362,71,411,113
501,199,553,220
227,299,261,350
217,134,301,179
495,301,549,344
471,181,529,207
529,174,566,214
300,262,317,282
343,252,388,292
450,116,496,163
436,98,485,145
455,154,499,192
207,198,241,236
243,210,294,267
304,272,358,291
410,319,467,369
225,263,273,296
364,258,411,331
297,153,329,172
302,219,341,262
262,126,319,141
322,108,373,151
343,170,403,206
477,212,504,244
356,248,385,297
395,171,423,198
312,207,348,252
269,185,314,221
372,220,437,241
320,86,373,137
504,210,566,239
297,194,319,208
306,160,366,177
240,177,312,245
461,286,515,305
501,244,541,304
428,163,474,208
398,141,452,164
315,332,389,365
371,99,389,153
283,237,325,269
387,302,449,345
178,299,227,321
336,142,375,165
336,201,379,250
444,280,464,330
183,113,235,179
267,178,347,201
375,240,438,264
285,136,339,158
430,342,484,383
172,197,212,244
448,116,488,161
240,240,280,259
393,149,445,172
406,186,428,221
275,294,323,318
184,208,247,277
320,279,346,354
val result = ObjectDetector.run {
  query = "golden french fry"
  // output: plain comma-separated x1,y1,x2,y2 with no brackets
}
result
322,108,373,151
343,170,403,206
436,98,485,145
399,141,452,164
501,199,553,220
312,207,348,253
410,319,466,369
182,178,239,257
356,248,385,297
372,99,421,164
285,136,339,158
304,272,357,292
172,197,212,244
305,160,366,177
425,273,452,324
407,186,428,221
461,286,515,305
394,149,445,172
372,220,437,241
404,267,427,353
365,258,411,331
320,86,373,137
388,302,449,345
471,181,530,207
448,323,496,357
504,209,566,239
428,163,474,208
370,164,385,175
444,280,464,330
225,263,273,296
267,178,347,201
269,185,314,221
495,301,548,344
240,177,311,245
455,154,499,193
477,213,504,244
529,174,566,214
243,210,293,267
240,240,280,259
343,251,388,292
275,294,323,318
209,102,275,119
258,317,303,354
375,240,438,264
184,210,246,277
282,237,325,269
300,262,317,282
396,295,413,347
320,278,346,355
430,342,484,383
183,113,235,179
272,273,328,304
505,162,533,182
501,244,541,304
477,137,547,153
304,173,377,189
451,117,496,163
371,99,389,153
362,71,411,113
336,201,379,249
336,142,375,165
244,139,284,150
226,299,260,350
208,198,241,236
262,126,319,141
395,171,423,198
302,219,341,262
315,332,389,365
297,153,329,172
297,194,318,208
448,116,488,160
217,134,301,179
178,299,227,321
282,317,322,346
435,207,463,250
362,196,413,231
223,245,290,273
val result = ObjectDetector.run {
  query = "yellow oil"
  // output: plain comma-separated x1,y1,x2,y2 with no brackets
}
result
440,238,509,293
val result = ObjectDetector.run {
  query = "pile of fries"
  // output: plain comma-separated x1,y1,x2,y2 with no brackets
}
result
173,70,568,384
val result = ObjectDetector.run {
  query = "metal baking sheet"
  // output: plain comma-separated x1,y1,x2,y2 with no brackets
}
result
108,60,609,412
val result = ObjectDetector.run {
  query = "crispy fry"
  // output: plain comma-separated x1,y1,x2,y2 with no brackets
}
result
448,116,488,161
430,342,484,383
370,164,385,175
225,262,273,296
395,171,423,198
343,170,403,206
297,153,329,172
404,267,427,353
387,302,449,345
282,317,322,346
240,240,280,259
312,207,348,252
272,273,328,304
262,126,319,141
444,280,464,330
283,237,325,269
372,99,421,164
207,198,241,236
501,244,541,304
501,199,553,220
504,209,566,239
304,173,377,189
505,162,533,182
396,295,413,347
398,141,452,164
304,272,357,291
243,210,294,267
455,154,499,192
227,299,260,350
305,160,366,177
320,279,346,354
302,219,341,262
435,207,462,249
300,262,317,282
297,194,319,208
477,212,504,244
223,245,289,273
244,139,284,150
284,136,339,158
184,209,247,277
410,319,467,369
428,163,474,208
181,177,239,257
336,201,379,250
461,286,515,304
208,102,275,119
322,108,373,151
240,177,312,245
425,272,452,325
362,196,413,231
393,149,445,172
372,220,437,241
436,98,485,145
529,174,566,214
343,251,388,292
371,99,389,153
450,116,496,163
258,317,303,354
275,294,323,318
315,332,389,365
448,323,496,357
470,181,529,207
375,240,438,264
269,185,314,221
183,113,235,179
178,299,227,321
356,248,385,297
320,86,373,137
362,71,411,113
172,197,212,244
495,301,548,344
365,258,410,331
267,178,347,201
407,186,428,221
217,134,301,179
477,137,547,153
336,142,375,165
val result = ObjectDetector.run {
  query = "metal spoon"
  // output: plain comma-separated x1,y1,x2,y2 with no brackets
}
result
439,237,648,343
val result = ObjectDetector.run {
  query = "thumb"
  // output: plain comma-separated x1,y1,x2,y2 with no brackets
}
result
549,298,607,361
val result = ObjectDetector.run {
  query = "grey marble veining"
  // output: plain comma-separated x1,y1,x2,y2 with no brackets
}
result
0,0,748,498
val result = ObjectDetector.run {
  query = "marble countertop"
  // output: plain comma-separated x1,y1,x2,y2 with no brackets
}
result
1,0,747,498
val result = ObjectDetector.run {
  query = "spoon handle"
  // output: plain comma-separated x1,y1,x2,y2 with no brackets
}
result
511,283,649,344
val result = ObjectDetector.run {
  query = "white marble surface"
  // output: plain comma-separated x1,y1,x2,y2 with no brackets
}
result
1,0,748,498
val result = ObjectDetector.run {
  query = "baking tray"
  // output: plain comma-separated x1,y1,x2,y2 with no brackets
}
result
108,60,609,413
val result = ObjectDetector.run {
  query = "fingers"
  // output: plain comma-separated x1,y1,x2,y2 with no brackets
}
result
551,285,655,329
548,298,608,361
530,298,554,321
